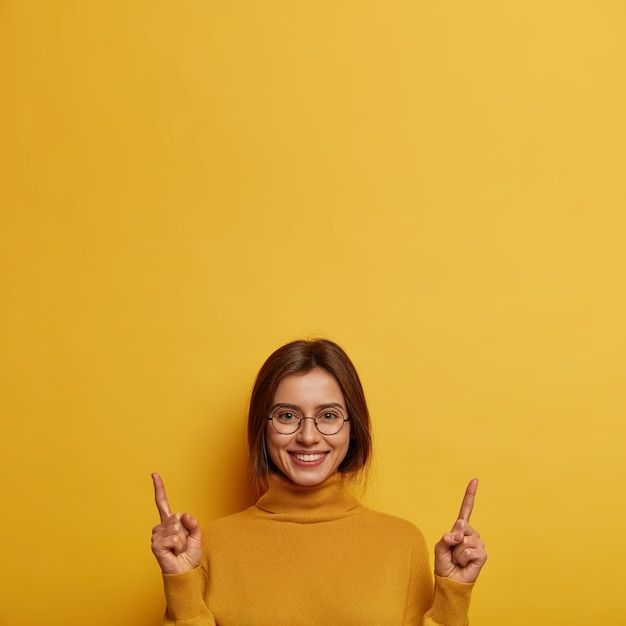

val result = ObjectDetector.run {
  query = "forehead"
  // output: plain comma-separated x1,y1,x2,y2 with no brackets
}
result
272,368,345,406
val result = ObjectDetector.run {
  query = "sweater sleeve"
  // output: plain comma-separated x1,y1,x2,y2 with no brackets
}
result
403,529,474,626
423,576,474,626
161,565,216,626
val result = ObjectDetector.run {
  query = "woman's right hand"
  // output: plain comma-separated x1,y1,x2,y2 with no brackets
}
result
151,472,203,575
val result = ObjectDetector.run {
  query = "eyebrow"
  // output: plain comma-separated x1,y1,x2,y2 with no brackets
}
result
269,402,345,412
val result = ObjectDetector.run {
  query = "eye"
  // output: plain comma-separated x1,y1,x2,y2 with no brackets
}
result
320,411,340,421
278,411,298,422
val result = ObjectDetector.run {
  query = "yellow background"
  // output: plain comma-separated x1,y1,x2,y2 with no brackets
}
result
1,2,625,624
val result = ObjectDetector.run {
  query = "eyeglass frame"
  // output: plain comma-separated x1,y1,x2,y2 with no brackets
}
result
267,406,350,435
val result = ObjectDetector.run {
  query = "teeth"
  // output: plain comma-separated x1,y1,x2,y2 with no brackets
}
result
293,453,325,462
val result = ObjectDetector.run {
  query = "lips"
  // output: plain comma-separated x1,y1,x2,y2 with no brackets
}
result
293,453,325,461
288,451,329,466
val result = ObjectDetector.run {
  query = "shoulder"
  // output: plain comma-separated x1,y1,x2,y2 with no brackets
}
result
199,506,257,542
356,507,429,548
204,506,256,530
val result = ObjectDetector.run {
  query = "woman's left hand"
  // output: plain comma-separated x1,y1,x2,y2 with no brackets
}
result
433,479,488,584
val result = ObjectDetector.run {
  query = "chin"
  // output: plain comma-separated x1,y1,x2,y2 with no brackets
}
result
287,470,331,486
281,458,336,486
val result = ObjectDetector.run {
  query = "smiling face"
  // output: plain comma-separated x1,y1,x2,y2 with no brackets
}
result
266,367,351,487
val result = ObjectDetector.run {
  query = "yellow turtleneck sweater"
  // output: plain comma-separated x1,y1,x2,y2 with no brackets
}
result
161,472,474,625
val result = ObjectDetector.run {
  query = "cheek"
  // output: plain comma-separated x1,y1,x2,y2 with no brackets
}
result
336,430,351,462
265,425,277,459
265,425,287,466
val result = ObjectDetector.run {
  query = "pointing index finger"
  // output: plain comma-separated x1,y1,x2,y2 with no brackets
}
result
152,472,172,522
458,478,478,522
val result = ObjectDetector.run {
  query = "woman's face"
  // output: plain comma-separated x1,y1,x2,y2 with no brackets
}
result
266,367,351,487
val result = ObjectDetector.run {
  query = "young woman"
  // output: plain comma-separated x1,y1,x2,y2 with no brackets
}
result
151,338,487,625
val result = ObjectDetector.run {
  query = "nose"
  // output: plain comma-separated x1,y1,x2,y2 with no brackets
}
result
295,417,321,445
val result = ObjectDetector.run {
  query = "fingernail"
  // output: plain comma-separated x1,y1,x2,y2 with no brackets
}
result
453,532,462,542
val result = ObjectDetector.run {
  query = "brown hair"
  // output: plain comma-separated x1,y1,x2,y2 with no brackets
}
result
247,338,372,496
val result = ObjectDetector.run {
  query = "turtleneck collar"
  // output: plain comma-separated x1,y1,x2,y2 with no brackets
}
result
253,471,363,523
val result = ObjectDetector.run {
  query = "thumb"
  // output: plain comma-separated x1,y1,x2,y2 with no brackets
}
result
181,513,201,539
434,531,463,558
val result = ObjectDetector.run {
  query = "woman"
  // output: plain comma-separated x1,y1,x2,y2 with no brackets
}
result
151,338,487,625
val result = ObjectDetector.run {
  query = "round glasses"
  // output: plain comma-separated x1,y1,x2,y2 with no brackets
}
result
268,406,350,435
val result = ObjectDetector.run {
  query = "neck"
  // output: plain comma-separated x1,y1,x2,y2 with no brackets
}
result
254,471,362,523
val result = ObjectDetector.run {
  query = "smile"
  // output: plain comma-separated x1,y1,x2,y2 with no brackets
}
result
288,451,329,466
